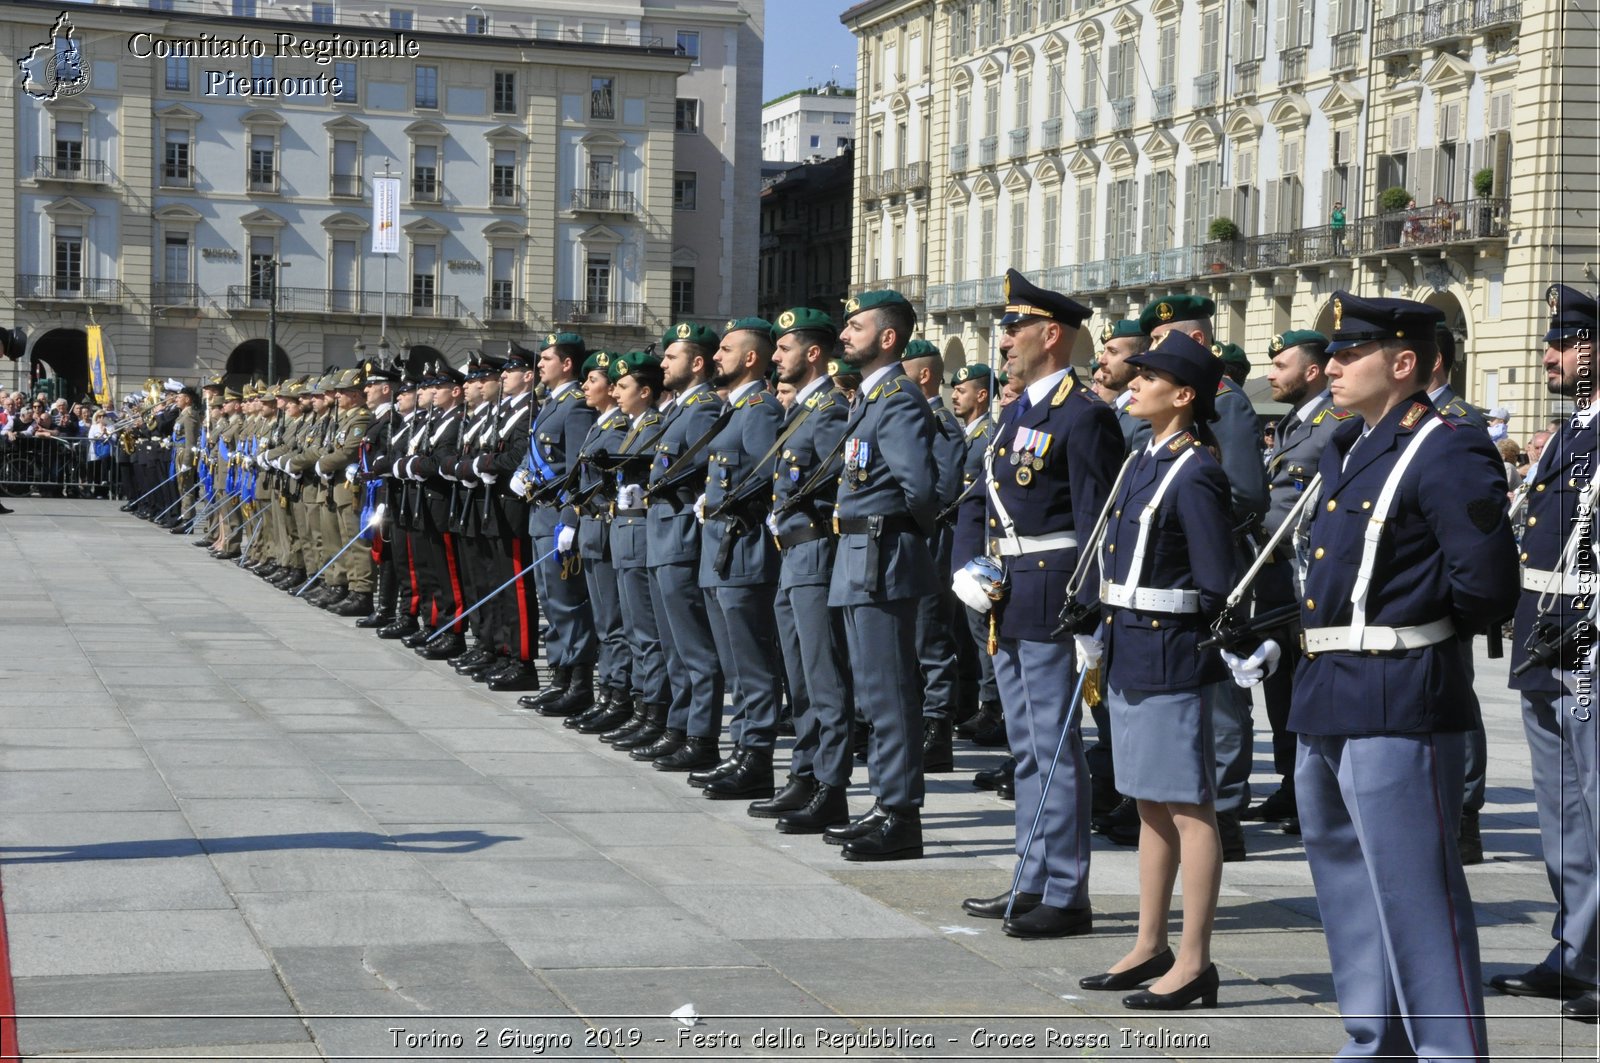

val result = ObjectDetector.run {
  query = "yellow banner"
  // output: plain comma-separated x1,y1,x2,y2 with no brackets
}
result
87,324,111,406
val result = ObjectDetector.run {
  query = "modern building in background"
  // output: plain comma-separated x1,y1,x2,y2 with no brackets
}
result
1,0,762,396
758,147,854,321
761,82,856,162
842,0,1598,421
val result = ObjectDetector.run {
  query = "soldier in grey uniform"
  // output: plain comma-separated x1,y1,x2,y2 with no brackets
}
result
756,308,853,832
1246,330,1349,836
1096,319,1153,453
901,339,966,773
946,362,998,733
1141,294,1270,861
823,289,941,862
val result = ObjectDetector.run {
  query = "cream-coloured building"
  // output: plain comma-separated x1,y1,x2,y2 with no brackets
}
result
2,0,762,397
842,0,1597,422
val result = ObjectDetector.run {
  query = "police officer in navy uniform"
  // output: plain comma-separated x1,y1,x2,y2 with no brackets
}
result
823,289,941,861
1246,329,1349,834
757,308,854,832
1140,294,1269,861
961,270,1124,935
1225,292,1518,1061
1495,283,1600,1023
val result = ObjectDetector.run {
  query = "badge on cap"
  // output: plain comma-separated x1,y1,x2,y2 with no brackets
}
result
596,353,610,367
1101,323,1114,343
845,296,860,314
547,333,558,346
726,319,737,331
1211,343,1224,358
1003,273,1013,301
1270,334,1284,353
955,367,969,383
676,323,692,340
1157,302,1174,322
777,310,795,329
1548,286,1560,311
1332,297,1343,331
616,361,630,376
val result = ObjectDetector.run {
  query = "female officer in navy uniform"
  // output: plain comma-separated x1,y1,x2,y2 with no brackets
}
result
1077,330,1235,1010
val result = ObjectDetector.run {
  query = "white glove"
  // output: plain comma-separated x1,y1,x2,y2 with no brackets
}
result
508,468,531,498
479,471,498,485
556,522,576,553
1221,639,1282,688
177,462,191,473
766,513,780,538
256,453,269,469
344,464,358,484
693,492,708,524
617,483,644,510
474,454,494,476
1074,633,1104,669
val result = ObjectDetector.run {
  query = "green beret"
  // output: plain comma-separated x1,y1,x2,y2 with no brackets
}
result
1099,319,1144,344
1138,294,1216,335
828,358,861,379
723,316,772,337
608,349,661,382
1268,329,1331,354
539,331,584,352
1214,341,1249,370
948,363,995,387
582,351,615,376
771,307,837,341
995,371,1010,387
662,322,720,349
903,339,940,360
843,289,915,322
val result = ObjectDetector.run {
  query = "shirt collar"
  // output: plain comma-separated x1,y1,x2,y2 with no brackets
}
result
1293,390,1330,425
674,381,709,408
730,379,764,405
858,361,898,398
1113,389,1134,411
372,401,393,418
964,414,987,438
550,381,578,400
1025,368,1069,409
796,375,830,404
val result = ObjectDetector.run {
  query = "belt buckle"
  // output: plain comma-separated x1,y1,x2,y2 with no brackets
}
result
832,515,840,536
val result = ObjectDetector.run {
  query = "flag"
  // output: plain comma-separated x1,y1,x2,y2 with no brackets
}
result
86,324,112,406
372,176,400,254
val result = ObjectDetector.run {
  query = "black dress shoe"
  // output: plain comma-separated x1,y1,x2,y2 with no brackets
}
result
356,611,394,629
487,661,541,691
601,702,654,745
332,591,372,617
971,706,1009,748
1489,965,1594,1000
962,890,1043,920
417,633,465,660
521,666,571,712
400,625,434,649
748,774,817,818
703,749,774,798
378,615,420,640
576,695,633,735
688,748,744,787
1098,798,1140,846
1122,964,1218,1010
973,757,1015,792
631,728,684,762
1562,990,1599,1023
1080,948,1175,991
1282,816,1301,836
996,776,1015,800
452,646,494,673
841,807,922,862
775,783,851,834
1244,786,1297,822
1002,903,1094,939
1217,811,1247,862
317,587,350,611
823,802,885,846
654,736,721,772
566,687,614,729
956,699,1001,739
922,717,954,773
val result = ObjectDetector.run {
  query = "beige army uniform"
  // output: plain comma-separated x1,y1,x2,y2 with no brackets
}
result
317,369,375,593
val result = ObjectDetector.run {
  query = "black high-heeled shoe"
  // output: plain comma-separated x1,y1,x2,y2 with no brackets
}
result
1121,963,1218,1010
1079,947,1175,991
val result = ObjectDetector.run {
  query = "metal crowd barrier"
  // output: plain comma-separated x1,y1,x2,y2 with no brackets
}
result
0,435,126,498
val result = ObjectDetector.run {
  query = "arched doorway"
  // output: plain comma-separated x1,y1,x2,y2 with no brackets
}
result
30,328,89,402
224,340,291,390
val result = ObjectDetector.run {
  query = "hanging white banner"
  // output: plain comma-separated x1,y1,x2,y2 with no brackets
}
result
372,176,400,254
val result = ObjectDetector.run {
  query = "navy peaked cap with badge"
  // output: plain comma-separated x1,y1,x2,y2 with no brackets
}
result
465,351,506,380
1325,291,1445,353
999,268,1091,327
1100,319,1144,344
1544,283,1597,344
1138,294,1216,335
361,358,402,383
903,339,941,359
1128,329,1225,422
771,307,837,341
842,289,915,323
948,362,994,387
662,321,720,349
502,340,537,370
1269,329,1331,356
425,360,465,386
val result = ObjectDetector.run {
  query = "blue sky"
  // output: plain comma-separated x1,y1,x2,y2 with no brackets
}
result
763,0,860,102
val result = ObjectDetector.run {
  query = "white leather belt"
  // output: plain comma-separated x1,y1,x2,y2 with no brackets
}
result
1302,617,1455,653
1099,580,1200,613
992,532,1077,557
1521,567,1591,596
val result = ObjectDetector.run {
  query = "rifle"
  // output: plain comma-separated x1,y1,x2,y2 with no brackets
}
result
1513,616,1592,677
1198,602,1302,653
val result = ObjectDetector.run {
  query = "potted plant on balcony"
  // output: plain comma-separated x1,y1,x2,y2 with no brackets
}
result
1379,186,1412,247
1207,217,1240,273
1472,169,1496,236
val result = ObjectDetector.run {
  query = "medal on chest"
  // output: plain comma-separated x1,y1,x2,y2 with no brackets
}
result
844,438,871,487
1012,428,1052,485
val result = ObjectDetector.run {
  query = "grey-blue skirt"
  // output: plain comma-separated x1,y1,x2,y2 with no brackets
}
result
1106,682,1224,804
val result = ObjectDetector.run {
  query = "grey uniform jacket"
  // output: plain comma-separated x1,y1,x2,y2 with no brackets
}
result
647,384,726,566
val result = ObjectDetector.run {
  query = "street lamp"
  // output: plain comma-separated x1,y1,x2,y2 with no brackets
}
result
266,259,288,386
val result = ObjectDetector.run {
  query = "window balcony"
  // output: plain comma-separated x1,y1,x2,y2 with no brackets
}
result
1152,86,1176,122
1331,31,1363,75
878,168,904,195
1279,46,1308,86
1193,72,1220,110
1420,0,1474,45
491,183,523,207
902,161,929,191
151,282,202,308
34,155,112,184
1043,264,1078,292
411,176,441,203
1233,60,1260,98
1344,196,1509,256
949,144,969,172
17,275,130,304
1198,239,1245,274
225,285,467,319
1114,252,1156,287
160,163,194,189
889,274,927,302
978,135,998,167
979,275,1004,305
247,167,278,193
555,299,644,326
483,296,528,322
1078,259,1111,291
1474,1,1521,32
1008,127,1029,159
1373,12,1421,56
926,283,949,312
1110,98,1135,133
950,280,979,308
1244,233,1293,270
1041,116,1063,150
570,188,637,214
1076,109,1098,141
329,173,362,198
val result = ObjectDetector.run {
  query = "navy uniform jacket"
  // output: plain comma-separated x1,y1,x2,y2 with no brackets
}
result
1259,393,1351,604
408,406,465,530
610,409,661,572
647,384,726,566
772,382,848,591
485,392,535,537
576,406,628,561
523,384,595,538
928,396,967,508
1214,378,1270,526
827,363,940,607
1288,395,1520,735
951,413,996,572
1510,414,1597,694
988,370,1123,641
450,402,497,536
1101,432,1236,692
699,382,780,587
1433,384,1490,431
